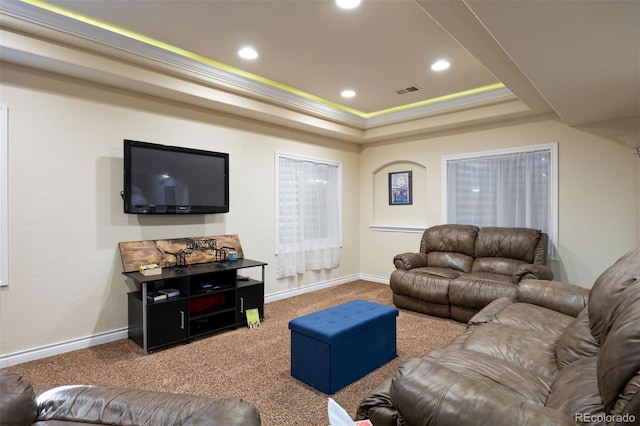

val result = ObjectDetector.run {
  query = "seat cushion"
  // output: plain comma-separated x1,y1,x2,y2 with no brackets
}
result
410,266,464,280
449,273,515,310
472,257,526,278
462,323,560,380
424,348,551,406
487,302,576,336
389,357,577,426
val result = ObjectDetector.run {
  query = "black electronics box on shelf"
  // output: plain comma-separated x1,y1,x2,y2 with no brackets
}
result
197,283,213,293
159,288,180,298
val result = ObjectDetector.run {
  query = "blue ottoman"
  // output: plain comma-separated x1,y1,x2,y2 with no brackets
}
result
288,299,399,394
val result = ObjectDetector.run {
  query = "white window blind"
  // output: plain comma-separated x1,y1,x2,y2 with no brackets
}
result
444,144,558,259
275,153,342,278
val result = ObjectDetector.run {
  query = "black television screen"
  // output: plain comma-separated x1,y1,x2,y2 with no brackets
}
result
123,140,229,214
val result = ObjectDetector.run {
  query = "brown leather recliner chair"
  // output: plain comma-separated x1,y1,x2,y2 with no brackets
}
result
357,248,640,425
0,370,261,425
391,224,553,322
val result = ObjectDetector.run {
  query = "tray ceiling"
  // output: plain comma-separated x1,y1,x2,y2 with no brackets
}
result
1,0,638,145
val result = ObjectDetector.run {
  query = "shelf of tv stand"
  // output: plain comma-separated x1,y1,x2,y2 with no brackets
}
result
125,258,265,281
190,305,235,321
125,258,267,353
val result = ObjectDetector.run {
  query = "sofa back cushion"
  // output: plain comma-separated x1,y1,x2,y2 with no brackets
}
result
420,225,478,273
555,307,599,369
421,224,478,256
546,357,604,418
474,227,545,264
587,249,640,414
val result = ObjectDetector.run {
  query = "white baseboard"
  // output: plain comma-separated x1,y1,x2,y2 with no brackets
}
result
358,273,390,284
264,274,389,303
265,274,360,303
1,275,390,367
0,328,128,368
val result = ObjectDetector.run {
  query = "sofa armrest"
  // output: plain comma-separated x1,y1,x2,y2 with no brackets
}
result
516,279,589,317
393,252,427,270
389,358,579,426
0,371,38,426
467,297,515,326
514,263,554,282
37,385,261,425
355,378,399,426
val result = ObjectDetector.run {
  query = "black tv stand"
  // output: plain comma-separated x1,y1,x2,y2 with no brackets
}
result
124,258,267,353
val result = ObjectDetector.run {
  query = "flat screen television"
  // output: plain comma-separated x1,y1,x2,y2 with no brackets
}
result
123,140,229,214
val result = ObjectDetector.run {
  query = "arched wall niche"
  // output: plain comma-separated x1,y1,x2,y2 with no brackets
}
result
371,161,426,229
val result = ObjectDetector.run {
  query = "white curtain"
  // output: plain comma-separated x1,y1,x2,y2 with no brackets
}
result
276,154,341,278
447,149,551,237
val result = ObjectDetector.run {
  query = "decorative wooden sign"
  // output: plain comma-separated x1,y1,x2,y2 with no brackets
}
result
118,234,244,273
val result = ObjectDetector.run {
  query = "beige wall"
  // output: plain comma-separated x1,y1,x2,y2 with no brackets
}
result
1,62,638,360
0,64,360,356
359,116,640,287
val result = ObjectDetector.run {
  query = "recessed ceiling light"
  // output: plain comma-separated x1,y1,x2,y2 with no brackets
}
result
336,0,362,10
431,59,450,71
238,46,258,60
341,89,356,98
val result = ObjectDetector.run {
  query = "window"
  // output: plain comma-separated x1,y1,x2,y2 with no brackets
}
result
275,153,342,278
444,144,557,259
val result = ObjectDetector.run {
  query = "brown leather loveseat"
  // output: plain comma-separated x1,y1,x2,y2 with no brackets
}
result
391,224,553,322
0,370,261,425
357,248,640,425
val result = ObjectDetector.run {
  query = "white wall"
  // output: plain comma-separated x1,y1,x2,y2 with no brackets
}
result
0,63,360,357
359,116,640,287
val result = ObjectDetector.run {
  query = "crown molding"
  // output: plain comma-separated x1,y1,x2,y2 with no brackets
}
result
1,0,520,135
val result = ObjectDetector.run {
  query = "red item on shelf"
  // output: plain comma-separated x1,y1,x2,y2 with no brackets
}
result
190,293,225,313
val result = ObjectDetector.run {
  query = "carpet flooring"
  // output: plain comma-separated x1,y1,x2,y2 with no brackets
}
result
6,280,466,425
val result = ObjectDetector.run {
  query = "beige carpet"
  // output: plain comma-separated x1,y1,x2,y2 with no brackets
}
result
6,281,466,425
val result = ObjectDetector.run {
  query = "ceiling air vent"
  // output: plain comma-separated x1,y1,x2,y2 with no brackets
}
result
395,85,421,95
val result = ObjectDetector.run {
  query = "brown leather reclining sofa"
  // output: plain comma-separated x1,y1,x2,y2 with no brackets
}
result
0,370,261,425
391,224,553,322
357,248,640,425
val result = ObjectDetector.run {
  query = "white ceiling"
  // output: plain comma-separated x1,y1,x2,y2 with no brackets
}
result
1,0,638,145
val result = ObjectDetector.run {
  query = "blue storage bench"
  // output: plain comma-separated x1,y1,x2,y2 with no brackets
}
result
288,299,399,394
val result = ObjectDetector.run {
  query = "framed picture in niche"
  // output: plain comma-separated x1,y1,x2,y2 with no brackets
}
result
389,171,412,205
